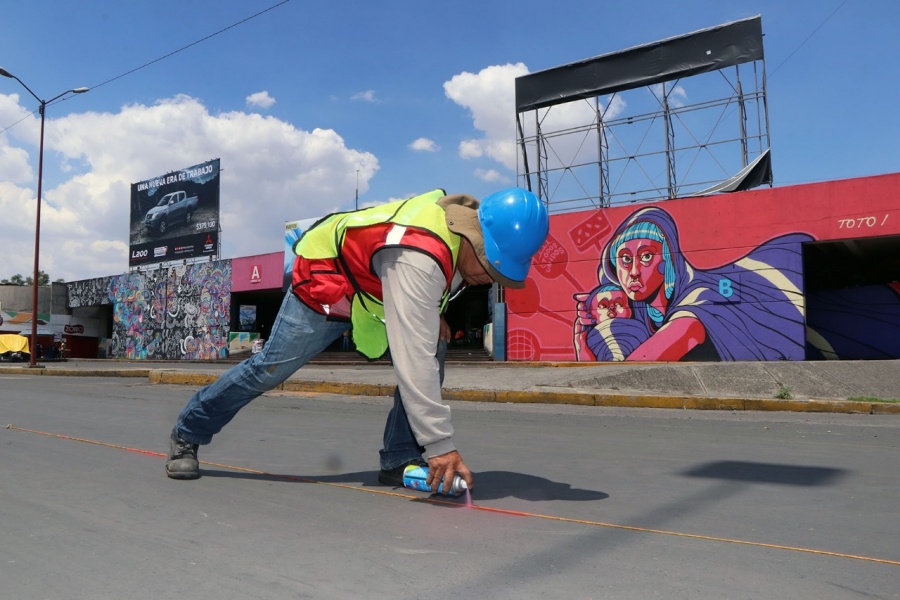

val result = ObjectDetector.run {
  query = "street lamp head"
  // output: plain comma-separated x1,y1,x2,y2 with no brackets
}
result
0,70,88,102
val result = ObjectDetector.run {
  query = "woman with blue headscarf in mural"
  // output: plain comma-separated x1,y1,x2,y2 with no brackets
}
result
574,206,813,361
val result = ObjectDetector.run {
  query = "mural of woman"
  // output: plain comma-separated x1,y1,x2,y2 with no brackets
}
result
577,206,813,361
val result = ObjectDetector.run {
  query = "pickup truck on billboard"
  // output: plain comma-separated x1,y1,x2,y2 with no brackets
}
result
143,190,198,234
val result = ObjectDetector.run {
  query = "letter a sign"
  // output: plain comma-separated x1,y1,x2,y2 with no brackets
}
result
251,265,262,284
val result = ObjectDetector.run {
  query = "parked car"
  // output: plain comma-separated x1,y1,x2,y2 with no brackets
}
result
144,190,198,234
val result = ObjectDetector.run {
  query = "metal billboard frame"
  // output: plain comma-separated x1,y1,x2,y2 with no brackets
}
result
515,16,771,212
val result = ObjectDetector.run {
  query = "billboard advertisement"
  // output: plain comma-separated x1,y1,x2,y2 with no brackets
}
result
128,158,221,267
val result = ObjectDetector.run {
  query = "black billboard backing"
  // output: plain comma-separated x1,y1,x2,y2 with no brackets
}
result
129,159,221,267
515,16,763,112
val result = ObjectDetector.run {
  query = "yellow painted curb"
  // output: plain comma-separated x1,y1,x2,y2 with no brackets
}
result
0,367,150,378
148,370,218,386
442,389,900,414
4,366,898,414
281,380,396,397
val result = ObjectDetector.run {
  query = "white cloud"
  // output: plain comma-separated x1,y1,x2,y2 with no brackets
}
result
458,139,483,159
0,93,36,183
351,90,377,102
0,144,32,183
246,91,276,109
444,65,631,178
409,137,439,152
443,63,529,170
0,94,378,281
651,83,687,108
474,168,510,184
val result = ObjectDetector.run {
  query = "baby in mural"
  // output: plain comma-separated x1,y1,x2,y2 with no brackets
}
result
573,284,653,362
573,285,634,360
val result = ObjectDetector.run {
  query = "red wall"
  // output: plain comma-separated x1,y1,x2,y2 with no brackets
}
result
231,252,284,292
507,173,900,362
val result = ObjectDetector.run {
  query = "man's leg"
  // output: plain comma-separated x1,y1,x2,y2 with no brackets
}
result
167,293,349,479
378,339,447,478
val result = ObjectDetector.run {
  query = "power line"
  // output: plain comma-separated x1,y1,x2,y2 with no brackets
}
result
89,0,293,92
1,0,293,134
769,0,849,79
0,112,35,136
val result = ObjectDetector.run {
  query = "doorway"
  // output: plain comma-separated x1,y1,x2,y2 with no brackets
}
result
444,284,491,349
802,235,900,359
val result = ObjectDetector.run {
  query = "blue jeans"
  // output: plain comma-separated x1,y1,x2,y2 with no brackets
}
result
378,339,447,470
175,292,440,471
176,293,348,444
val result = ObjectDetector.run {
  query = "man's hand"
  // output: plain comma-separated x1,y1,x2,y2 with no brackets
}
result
426,450,473,494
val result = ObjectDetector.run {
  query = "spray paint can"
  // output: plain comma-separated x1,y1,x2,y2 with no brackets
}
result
402,464,468,496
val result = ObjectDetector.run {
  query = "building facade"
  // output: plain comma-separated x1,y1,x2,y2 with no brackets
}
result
20,172,895,363
506,173,900,362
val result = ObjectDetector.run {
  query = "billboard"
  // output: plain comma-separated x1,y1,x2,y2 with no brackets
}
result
128,158,221,267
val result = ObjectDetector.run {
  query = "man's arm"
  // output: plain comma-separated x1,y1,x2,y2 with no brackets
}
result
374,248,473,491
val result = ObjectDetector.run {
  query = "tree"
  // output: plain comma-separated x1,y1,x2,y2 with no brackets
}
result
1,270,60,285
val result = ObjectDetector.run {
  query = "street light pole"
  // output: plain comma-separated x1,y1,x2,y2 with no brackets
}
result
0,67,88,367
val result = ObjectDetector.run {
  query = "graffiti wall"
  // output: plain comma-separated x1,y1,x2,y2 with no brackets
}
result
510,173,900,362
68,277,116,307
96,261,232,360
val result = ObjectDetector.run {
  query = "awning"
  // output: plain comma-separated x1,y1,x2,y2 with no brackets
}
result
18,328,56,337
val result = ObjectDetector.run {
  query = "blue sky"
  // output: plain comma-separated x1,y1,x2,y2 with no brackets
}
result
1,0,897,281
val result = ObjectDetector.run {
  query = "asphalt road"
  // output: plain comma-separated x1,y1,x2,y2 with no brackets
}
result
2,375,899,599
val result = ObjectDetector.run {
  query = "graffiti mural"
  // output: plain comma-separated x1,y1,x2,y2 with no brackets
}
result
572,207,811,361
104,261,231,360
68,277,115,307
508,174,900,362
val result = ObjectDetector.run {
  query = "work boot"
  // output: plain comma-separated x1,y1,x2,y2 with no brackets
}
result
378,458,427,487
166,428,200,480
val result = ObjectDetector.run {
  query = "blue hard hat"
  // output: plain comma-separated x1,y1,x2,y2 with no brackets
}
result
478,188,549,288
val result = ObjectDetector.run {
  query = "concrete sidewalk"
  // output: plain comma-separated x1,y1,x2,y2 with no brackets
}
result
2,358,899,414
